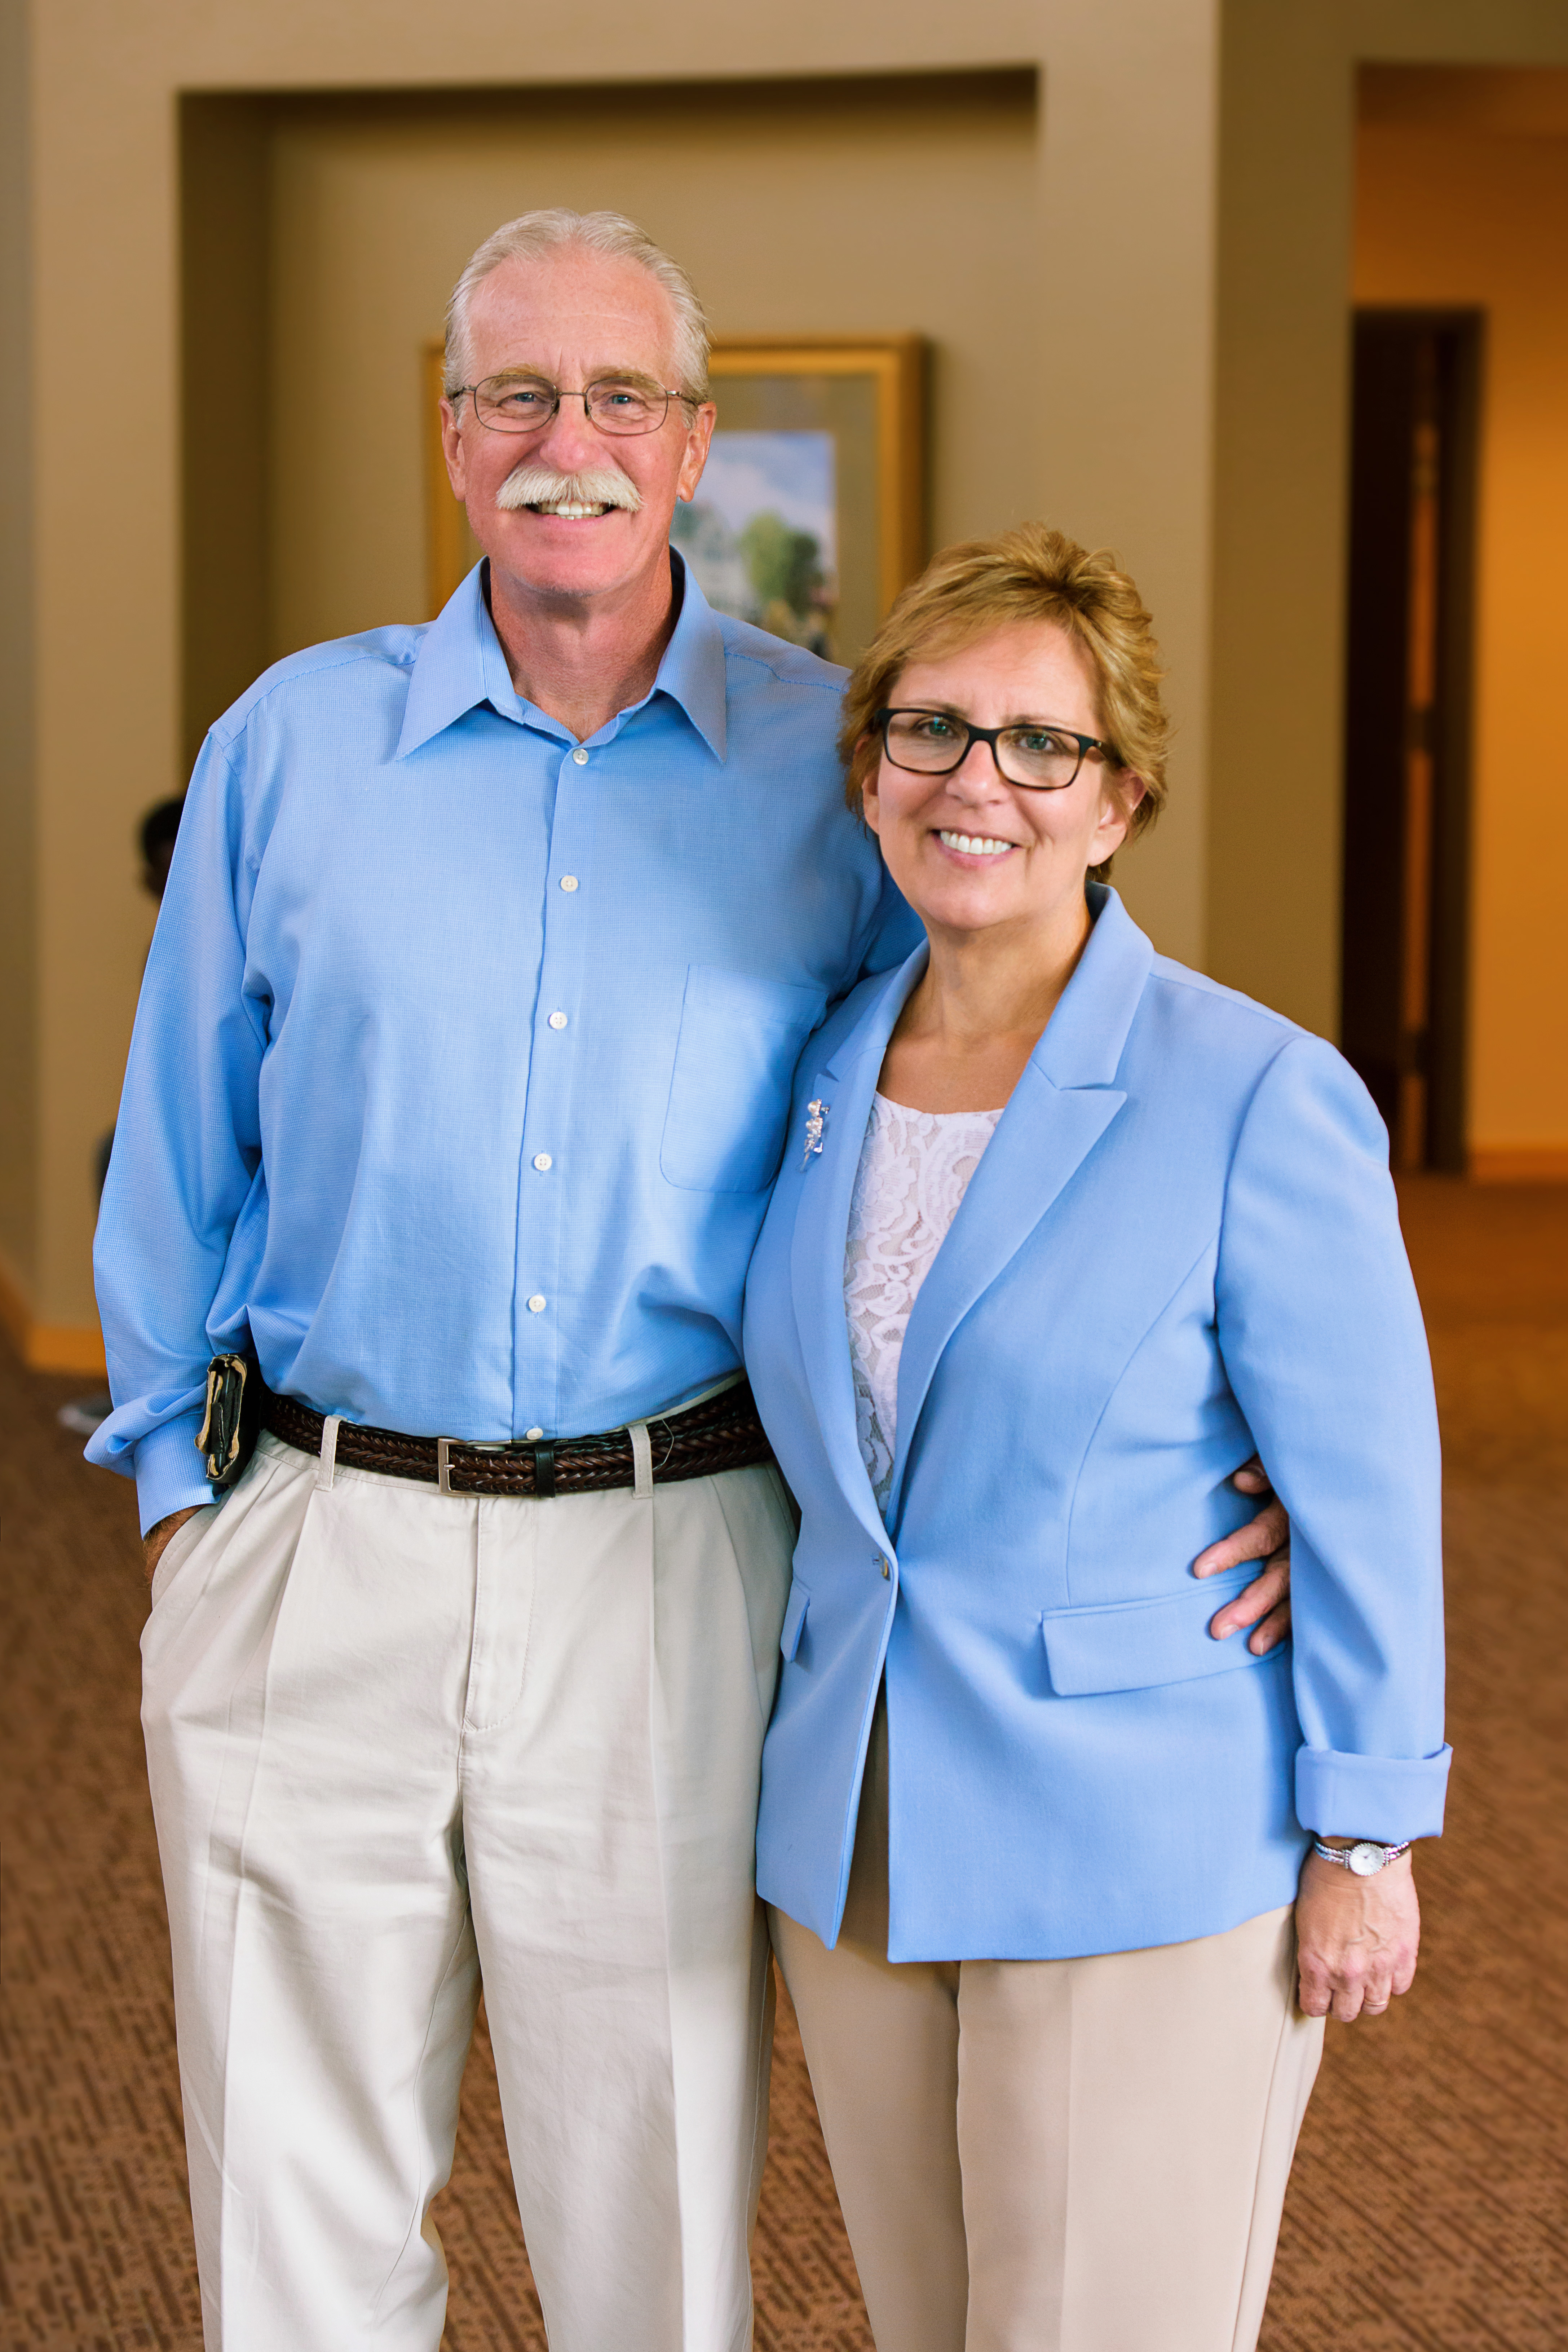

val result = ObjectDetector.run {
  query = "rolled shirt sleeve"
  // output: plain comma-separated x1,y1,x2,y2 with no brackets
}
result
88,730,267,1532
1214,1034,1452,1843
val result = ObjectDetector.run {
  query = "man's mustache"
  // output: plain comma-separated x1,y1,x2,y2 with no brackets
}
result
494,462,644,514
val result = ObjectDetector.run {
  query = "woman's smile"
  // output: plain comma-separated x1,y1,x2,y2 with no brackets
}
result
935,829,1019,860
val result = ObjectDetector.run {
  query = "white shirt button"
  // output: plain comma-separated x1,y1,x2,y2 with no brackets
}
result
524,1426,544,1442
532,1153,553,1172
527,1294,547,1313
548,1010,568,1030
571,746,589,766
560,874,579,892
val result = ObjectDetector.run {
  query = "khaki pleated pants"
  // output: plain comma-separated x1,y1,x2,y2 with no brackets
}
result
141,1431,796,2352
770,1701,1324,2352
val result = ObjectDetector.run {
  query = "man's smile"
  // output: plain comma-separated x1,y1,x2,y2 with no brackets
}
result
495,461,644,523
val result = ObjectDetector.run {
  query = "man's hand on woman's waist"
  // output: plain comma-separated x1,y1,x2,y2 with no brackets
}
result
1192,1456,1292,1654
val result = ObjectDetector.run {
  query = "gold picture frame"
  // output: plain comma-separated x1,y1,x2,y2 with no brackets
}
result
424,336,927,665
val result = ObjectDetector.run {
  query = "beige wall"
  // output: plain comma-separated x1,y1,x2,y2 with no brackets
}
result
1206,3,1568,1050
259,76,1040,672
10,0,1226,1345
8,0,1568,1352
1355,93,1568,1160
0,0,37,1327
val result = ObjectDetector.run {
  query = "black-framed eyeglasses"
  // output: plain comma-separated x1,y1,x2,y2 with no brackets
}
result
872,707,1120,793
451,370,694,437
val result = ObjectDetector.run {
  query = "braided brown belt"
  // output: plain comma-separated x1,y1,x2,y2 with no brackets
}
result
261,1380,774,1500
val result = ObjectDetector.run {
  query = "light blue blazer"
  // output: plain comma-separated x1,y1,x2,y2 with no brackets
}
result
743,887,1450,1962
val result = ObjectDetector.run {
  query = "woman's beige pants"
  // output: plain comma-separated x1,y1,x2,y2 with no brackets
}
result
141,1431,795,2352
770,1705,1324,2352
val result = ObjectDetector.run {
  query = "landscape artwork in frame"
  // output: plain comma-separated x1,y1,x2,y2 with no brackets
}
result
424,336,926,665
672,428,837,656
674,340,926,667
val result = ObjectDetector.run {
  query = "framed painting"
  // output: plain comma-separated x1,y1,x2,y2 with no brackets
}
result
673,338,926,666
424,334,927,666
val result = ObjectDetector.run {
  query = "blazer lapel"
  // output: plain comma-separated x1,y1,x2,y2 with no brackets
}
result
884,889,1154,1527
789,949,926,1539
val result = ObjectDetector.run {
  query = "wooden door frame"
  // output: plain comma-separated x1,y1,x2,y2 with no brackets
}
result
1341,307,1482,1174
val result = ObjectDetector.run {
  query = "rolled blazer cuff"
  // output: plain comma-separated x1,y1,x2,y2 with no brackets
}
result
1295,1743,1453,1842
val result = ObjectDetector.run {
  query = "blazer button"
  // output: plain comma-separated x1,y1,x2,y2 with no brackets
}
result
876,1554,891,1579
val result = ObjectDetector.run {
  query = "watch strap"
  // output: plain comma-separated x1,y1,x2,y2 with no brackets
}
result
1311,1836,1412,1876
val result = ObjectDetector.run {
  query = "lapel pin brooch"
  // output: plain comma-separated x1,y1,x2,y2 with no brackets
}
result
802,1098,828,1167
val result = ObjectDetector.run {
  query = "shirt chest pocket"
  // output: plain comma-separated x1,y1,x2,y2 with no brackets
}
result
661,966,828,1195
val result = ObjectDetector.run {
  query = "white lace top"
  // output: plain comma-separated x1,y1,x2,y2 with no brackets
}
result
844,1093,1004,1510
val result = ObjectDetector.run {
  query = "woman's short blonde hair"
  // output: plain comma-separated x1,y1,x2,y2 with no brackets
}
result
840,524,1169,879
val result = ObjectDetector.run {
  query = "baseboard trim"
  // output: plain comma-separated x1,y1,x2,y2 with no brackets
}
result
1468,1146,1568,1184
0,1251,107,1374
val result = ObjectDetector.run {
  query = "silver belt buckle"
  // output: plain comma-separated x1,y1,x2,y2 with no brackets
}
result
436,1434,539,1497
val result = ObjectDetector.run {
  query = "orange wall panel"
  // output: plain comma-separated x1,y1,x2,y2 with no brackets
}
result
1355,125,1568,1156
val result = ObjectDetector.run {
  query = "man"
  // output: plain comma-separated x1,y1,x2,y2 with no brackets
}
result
89,210,1289,2352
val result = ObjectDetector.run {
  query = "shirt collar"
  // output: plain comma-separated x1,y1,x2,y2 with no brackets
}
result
648,553,728,761
394,550,728,764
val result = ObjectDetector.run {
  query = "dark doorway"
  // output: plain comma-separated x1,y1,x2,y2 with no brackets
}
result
1341,310,1481,1172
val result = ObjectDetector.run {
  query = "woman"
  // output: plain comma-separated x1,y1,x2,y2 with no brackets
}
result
742,526,1448,2351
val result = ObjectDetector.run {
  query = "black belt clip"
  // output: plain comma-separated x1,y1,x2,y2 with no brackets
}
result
196,1349,263,1494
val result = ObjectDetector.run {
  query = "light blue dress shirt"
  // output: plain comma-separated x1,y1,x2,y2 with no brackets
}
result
89,560,917,1533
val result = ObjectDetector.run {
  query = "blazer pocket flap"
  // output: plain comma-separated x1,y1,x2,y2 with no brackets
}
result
780,1579,810,1663
1041,1567,1274,1696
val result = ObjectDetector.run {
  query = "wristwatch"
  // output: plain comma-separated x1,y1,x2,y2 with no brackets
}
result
1311,1837,1411,1877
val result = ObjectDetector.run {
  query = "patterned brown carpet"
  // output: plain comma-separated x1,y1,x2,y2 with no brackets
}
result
3,1176,1565,2348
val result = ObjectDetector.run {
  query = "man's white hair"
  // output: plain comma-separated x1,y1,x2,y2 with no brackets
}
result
444,209,711,407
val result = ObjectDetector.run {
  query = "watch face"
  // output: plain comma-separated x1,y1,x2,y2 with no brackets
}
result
1348,1841,1385,1877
